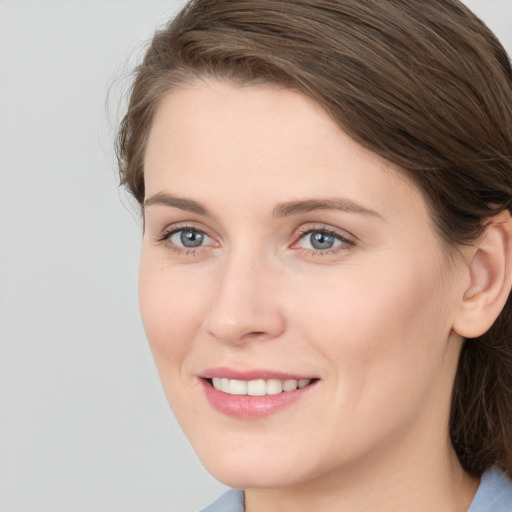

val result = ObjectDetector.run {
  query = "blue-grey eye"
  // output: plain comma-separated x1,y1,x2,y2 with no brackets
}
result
169,229,210,248
299,230,344,251
181,230,204,247
310,232,335,250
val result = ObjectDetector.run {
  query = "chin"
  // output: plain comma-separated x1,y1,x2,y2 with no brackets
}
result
201,452,306,490
187,425,331,490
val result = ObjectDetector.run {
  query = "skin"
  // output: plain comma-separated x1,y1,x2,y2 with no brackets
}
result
140,80,479,511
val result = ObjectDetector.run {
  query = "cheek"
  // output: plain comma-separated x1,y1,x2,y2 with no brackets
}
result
287,263,456,457
138,256,211,364
298,259,453,389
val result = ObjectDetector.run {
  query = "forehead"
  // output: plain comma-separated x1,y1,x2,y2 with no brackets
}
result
144,80,427,223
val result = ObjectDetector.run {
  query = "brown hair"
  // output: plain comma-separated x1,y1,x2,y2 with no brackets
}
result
117,0,512,476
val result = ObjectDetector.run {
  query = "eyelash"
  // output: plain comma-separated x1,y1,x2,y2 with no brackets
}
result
156,224,215,256
293,225,356,256
156,224,355,257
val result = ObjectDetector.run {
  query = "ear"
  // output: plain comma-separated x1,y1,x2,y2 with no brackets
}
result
453,211,512,339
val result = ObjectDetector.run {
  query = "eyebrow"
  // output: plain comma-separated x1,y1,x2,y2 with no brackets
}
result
144,192,211,216
144,193,383,220
273,198,383,219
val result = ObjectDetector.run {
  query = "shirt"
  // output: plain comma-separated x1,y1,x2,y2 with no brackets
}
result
200,467,512,512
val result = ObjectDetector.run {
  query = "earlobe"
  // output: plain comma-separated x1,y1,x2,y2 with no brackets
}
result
453,211,512,339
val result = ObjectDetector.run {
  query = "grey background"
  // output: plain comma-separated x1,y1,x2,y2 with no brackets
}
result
0,1,510,511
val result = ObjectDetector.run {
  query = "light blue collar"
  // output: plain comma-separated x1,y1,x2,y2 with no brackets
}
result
468,467,512,512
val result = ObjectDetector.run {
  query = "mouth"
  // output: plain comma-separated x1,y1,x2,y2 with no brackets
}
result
199,371,319,419
209,377,314,396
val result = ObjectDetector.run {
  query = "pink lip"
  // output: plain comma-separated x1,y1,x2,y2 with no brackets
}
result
201,367,314,381
199,368,318,420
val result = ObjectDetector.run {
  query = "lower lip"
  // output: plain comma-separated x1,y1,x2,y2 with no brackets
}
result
201,379,317,419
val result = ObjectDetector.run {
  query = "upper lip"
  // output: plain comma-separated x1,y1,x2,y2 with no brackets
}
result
200,367,317,381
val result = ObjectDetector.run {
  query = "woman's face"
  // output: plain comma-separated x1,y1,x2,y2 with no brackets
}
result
140,80,467,490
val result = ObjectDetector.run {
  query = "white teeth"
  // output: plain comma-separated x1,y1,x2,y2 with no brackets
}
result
211,377,312,396
266,379,283,395
212,377,222,390
298,379,310,389
247,379,266,396
228,379,247,395
283,379,298,392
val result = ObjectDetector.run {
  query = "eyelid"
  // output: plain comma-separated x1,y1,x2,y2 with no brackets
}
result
294,223,356,241
155,220,214,240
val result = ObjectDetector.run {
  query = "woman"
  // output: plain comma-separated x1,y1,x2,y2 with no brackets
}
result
117,1,512,510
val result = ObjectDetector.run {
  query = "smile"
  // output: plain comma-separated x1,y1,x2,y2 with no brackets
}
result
201,372,318,419
211,377,312,396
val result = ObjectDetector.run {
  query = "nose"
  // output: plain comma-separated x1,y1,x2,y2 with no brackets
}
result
202,249,286,346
